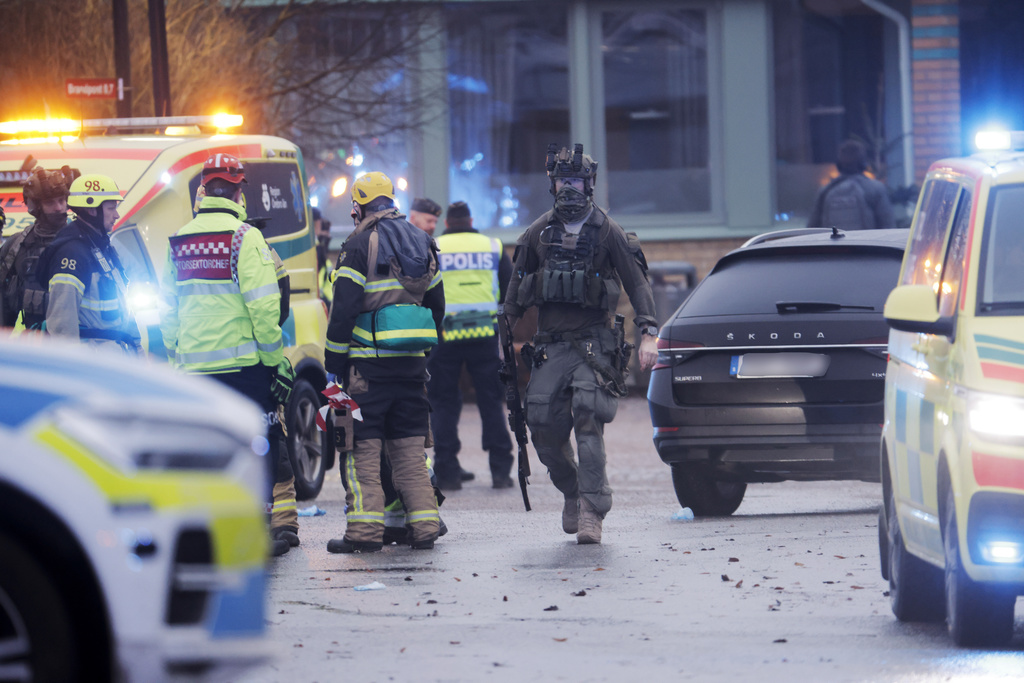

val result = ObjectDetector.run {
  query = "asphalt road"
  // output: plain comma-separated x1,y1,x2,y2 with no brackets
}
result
236,396,1024,683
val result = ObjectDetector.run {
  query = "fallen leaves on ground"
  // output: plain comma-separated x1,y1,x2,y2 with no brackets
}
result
544,605,559,611
572,590,587,596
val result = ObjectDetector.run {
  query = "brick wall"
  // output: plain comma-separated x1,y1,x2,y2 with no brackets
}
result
912,0,962,181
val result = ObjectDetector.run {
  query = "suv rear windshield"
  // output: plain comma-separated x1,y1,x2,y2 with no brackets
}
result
979,184,1024,314
681,249,903,316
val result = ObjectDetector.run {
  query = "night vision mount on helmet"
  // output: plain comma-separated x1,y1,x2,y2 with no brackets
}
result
545,143,597,197
22,166,79,217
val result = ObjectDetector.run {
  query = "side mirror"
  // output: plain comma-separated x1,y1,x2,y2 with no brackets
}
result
884,284,954,337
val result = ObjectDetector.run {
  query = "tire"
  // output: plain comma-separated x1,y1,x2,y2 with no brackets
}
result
887,486,945,622
670,464,746,516
0,532,78,683
286,378,329,501
943,486,1015,647
878,505,890,581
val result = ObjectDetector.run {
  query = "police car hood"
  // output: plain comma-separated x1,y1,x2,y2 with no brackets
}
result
0,336,263,440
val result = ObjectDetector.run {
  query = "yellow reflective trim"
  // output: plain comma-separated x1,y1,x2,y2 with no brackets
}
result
50,272,85,295
373,328,436,341
34,425,267,568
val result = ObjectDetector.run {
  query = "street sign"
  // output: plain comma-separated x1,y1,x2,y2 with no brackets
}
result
66,78,123,100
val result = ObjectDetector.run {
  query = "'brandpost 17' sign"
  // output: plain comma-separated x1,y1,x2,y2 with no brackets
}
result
66,78,123,100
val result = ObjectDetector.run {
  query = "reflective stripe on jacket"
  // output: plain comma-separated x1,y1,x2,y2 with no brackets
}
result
435,231,501,339
160,196,283,373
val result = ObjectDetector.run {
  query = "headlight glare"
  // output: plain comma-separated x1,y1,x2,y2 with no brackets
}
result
968,391,1024,439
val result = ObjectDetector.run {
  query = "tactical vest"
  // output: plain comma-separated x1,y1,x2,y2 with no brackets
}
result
435,231,501,341
0,225,57,329
516,210,619,312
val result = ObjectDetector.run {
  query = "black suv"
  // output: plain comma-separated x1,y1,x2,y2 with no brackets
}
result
648,228,908,516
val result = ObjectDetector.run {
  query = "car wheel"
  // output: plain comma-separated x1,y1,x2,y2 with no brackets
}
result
670,464,746,516
887,487,944,622
0,532,78,683
943,486,1015,647
878,505,890,581
286,378,329,501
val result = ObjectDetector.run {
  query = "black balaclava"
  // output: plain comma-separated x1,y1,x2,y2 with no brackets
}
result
554,185,590,223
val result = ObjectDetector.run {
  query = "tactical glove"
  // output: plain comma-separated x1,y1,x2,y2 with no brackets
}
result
271,358,295,405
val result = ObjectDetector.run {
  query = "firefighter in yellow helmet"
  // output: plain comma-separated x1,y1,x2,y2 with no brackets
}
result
161,153,298,557
36,174,141,350
324,171,445,552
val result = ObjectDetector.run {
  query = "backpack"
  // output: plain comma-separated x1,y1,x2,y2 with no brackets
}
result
819,176,874,231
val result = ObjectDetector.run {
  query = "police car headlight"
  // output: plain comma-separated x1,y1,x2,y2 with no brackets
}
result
54,408,252,473
967,391,1024,440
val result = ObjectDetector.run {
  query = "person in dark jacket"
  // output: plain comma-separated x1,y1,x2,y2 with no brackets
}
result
808,140,895,231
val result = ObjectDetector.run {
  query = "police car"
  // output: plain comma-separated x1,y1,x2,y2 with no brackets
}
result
0,116,333,499
0,337,270,681
879,130,1024,646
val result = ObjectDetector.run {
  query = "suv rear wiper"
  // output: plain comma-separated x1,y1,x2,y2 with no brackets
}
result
775,301,874,313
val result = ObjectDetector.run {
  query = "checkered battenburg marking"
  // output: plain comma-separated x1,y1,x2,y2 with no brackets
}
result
176,242,230,257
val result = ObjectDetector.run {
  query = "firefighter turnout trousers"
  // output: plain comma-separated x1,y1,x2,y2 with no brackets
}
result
341,367,439,545
524,326,620,517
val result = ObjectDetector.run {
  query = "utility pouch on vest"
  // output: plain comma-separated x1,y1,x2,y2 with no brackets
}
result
354,303,437,351
332,406,355,454
442,309,495,342
541,260,586,304
21,286,47,329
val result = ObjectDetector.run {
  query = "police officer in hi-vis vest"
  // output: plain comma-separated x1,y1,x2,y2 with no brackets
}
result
325,172,445,553
428,201,515,490
504,144,659,545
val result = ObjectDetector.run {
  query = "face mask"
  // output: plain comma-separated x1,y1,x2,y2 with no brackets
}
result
554,185,590,223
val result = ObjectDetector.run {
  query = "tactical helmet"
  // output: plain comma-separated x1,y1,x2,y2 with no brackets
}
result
22,166,77,216
201,153,246,186
546,143,598,196
67,174,121,209
351,172,395,206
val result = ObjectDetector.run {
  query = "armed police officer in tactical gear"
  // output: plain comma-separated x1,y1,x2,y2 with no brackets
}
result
503,144,659,544
161,154,298,557
37,174,141,350
0,165,77,330
325,172,445,553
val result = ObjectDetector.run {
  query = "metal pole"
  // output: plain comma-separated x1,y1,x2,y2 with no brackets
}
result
112,0,132,117
148,0,172,116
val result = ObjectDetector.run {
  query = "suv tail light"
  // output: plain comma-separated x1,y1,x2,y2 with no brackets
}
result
653,338,704,371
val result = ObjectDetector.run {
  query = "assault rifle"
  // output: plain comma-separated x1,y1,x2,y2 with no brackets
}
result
497,307,531,511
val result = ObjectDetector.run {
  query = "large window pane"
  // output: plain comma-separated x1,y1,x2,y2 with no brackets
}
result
602,9,710,215
446,2,569,230
772,1,887,224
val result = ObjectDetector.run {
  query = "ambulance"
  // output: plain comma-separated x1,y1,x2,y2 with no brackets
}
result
0,116,333,499
879,130,1024,646
0,336,270,681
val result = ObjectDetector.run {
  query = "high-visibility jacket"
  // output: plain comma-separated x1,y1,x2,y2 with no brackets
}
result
435,230,502,340
160,196,283,373
325,209,444,379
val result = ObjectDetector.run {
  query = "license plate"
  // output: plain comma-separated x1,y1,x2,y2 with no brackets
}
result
729,353,830,378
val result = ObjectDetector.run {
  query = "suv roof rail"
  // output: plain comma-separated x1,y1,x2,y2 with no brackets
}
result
741,227,844,248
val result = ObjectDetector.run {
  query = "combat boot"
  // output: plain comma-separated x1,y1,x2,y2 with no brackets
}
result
271,526,300,547
562,496,579,534
326,538,383,553
270,537,289,557
576,499,602,545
